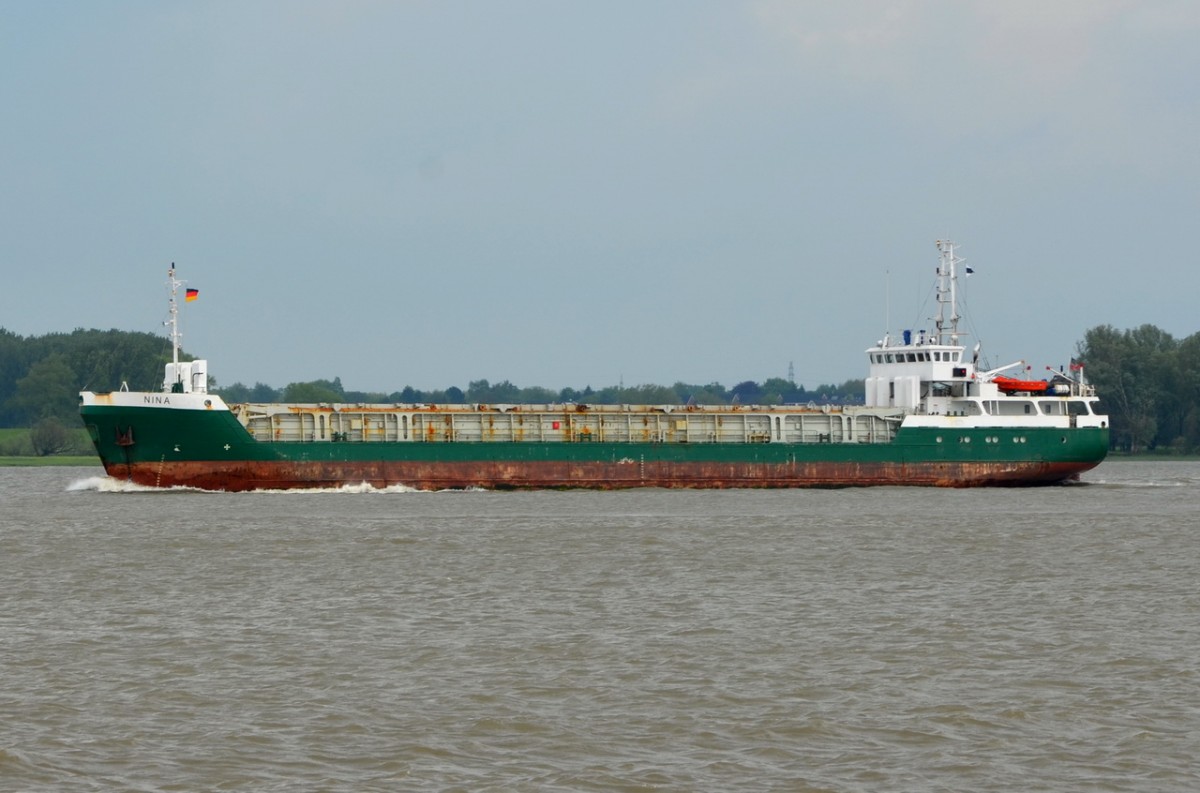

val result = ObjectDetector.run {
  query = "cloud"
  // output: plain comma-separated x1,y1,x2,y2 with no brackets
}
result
746,1,1200,175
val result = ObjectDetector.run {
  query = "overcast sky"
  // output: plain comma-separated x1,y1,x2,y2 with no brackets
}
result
3,1,1198,393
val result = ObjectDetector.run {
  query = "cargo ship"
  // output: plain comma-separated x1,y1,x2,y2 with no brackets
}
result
80,241,1109,491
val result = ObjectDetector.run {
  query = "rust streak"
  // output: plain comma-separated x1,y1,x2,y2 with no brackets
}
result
104,458,1100,493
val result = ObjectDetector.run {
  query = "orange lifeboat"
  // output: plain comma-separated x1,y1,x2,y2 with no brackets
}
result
993,375,1049,394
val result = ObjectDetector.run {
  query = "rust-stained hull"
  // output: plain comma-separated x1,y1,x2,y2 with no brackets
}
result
104,457,1099,492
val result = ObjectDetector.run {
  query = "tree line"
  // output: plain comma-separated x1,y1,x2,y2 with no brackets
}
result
1076,324,1200,453
215,376,865,410
2,323,1199,454
0,327,181,454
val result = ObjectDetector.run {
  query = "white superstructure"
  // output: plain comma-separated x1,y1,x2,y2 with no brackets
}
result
864,240,1107,430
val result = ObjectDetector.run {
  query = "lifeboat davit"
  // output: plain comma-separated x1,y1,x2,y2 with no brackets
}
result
993,375,1049,394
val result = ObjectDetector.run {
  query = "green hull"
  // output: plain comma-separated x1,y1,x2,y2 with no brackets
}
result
82,403,1109,490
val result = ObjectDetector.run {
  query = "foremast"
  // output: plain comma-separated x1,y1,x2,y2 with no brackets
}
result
166,264,183,381
162,264,208,394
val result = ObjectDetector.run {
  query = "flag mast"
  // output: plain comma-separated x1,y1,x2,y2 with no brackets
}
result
162,265,205,394
167,263,182,372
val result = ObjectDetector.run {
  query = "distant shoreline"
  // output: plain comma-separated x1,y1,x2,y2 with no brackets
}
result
0,456,102,467
1104,453,1200,462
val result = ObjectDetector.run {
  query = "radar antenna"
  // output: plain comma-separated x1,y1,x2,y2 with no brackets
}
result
933,240,963,346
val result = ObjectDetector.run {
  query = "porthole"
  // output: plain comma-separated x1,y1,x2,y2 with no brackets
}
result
935,436,943,443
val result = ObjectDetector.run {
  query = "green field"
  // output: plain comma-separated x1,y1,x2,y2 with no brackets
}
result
0,456,101,466
0,427,98,464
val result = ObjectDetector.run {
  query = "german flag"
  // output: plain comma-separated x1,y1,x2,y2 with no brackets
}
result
185,288,199,302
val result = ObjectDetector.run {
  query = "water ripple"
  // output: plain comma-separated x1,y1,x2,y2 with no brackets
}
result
1,463,1198,791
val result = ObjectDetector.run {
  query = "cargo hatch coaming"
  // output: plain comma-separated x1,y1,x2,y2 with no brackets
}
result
231,402,903,445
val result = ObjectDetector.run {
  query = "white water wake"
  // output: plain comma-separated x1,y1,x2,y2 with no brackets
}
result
66,475,174,493
64,476,473,495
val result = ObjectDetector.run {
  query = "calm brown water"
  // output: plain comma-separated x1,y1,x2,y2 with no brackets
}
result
1,462,1197,792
